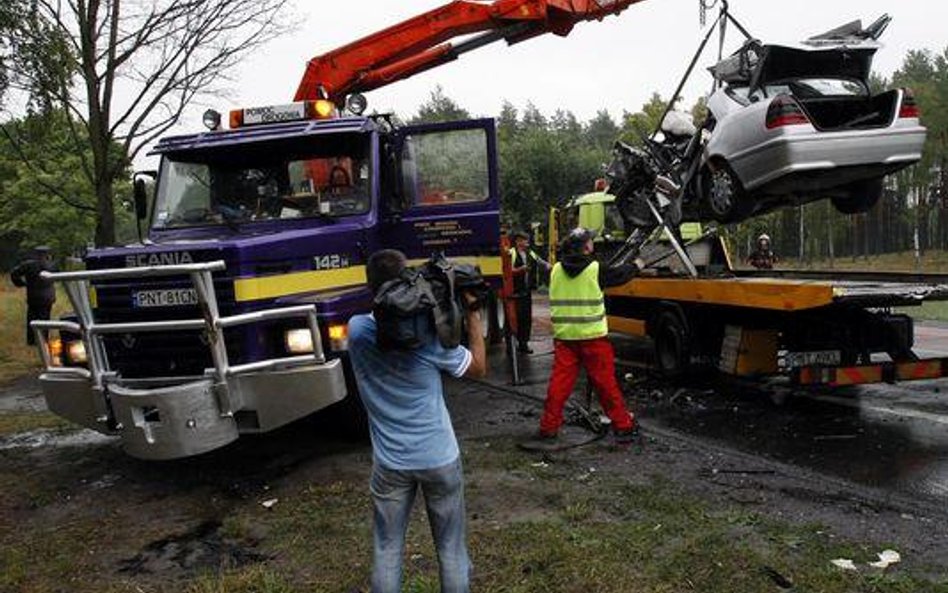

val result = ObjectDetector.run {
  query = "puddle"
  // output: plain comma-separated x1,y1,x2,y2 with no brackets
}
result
0,428,116,450
117,520,268,576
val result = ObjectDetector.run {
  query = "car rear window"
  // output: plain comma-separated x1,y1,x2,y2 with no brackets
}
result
751,78,867,101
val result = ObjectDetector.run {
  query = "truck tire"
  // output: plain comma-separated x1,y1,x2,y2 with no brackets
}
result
481,290,504,345
323,360,369,439
652,310,691,378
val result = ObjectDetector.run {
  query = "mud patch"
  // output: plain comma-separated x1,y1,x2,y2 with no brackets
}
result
0,428,115,450
117,520,268,576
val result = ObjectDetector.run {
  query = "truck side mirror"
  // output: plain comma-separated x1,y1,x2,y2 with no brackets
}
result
133,179,148,220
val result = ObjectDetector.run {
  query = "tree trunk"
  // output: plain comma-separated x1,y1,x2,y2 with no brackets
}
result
94,177,116,247
827,202,835,268
798,203,805,264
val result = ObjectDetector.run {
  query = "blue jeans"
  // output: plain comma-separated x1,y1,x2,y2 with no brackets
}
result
370,458,470,593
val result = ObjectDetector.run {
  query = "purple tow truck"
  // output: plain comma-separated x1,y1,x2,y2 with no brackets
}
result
31,104,501,459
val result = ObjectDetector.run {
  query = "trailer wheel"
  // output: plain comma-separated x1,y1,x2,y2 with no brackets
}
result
652,310,691,377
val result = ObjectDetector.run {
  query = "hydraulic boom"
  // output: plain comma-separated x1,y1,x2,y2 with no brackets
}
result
295,0,645,102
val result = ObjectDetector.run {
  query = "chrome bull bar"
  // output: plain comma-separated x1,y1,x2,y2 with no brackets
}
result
31,260,327,420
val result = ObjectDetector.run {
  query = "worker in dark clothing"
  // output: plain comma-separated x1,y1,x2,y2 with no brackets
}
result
10,246,57,345
747,234,778,270
539,228,640,443
509,230,551,354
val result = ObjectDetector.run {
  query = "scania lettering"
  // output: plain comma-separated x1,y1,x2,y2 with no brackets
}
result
125,252,195,268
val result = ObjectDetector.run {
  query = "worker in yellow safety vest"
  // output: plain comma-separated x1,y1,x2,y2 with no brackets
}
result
509,230,551,354
538,228,639,443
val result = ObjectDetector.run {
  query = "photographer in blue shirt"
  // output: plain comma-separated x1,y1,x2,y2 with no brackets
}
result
348,249,487,593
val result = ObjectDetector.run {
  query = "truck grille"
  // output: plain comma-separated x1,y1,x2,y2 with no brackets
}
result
92,275,243,379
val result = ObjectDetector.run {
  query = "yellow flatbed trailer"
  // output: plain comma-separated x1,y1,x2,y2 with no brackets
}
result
604,250,948,386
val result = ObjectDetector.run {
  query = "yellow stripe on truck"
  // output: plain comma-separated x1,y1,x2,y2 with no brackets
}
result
406,256,502,277
233,256,503,303
234,266,367,302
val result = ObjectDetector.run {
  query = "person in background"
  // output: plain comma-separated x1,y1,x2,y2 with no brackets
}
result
10,246,57,346
509,230,551,354
748,233,778,270
347,249,487,593
539,228,639,443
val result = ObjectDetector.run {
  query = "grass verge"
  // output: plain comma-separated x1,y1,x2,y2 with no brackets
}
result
2,436,939,592
0,411,74,437
0,278,71,386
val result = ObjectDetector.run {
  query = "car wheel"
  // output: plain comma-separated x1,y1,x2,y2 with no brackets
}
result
831,179,884,215
651,310,691,378
704,164,752,224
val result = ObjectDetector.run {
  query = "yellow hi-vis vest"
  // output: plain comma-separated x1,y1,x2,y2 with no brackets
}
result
549,261,608,340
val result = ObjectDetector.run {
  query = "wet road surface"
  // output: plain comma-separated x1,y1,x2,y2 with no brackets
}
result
5,295,948,506
506,296,948,505
623,323,948,504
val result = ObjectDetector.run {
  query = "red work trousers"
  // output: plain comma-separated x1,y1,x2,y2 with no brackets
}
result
540,337,635,435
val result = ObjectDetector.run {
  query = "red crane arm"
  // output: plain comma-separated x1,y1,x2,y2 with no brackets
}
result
294,0,646,102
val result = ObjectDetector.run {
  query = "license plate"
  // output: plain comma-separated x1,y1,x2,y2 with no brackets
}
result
133,289,198,308
784,350,842,368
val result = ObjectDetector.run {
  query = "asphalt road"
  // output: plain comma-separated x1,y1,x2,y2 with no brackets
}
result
500,296,948,505
5,296,948,507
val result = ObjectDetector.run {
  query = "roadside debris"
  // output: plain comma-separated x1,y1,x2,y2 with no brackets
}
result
831,558,858,571
261,498,279,509
830,550,901,572
869,549,901,569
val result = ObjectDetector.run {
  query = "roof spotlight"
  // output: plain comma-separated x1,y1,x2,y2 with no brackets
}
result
203,109,222,131
346,93,368,116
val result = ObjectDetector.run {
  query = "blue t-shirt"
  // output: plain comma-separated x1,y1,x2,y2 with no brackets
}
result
347,314,472,471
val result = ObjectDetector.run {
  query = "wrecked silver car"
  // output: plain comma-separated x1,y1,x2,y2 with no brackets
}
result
697,16,926,222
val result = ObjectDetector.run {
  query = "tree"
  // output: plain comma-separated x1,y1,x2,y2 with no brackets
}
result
0,0,74,110
411,85,471,124
0,110,135,261
585,109,619,151
620,92,667,145
497,101,520,143
5,0,292,247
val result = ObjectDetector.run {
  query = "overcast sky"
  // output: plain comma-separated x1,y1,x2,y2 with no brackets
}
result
160,0,945,158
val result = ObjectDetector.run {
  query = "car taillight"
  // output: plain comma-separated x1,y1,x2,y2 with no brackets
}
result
899,88,920,119
766,96,810,129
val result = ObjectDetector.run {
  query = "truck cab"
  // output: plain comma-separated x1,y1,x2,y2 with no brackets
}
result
36,103,501,459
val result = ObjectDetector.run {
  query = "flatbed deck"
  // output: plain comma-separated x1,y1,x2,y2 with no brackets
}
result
607,270,948,311
600,243,948,385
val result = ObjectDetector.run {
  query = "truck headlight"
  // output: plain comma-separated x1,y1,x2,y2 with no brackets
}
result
284,329,314,354
65,340,88,364
328,323,348,351
48,338,64,367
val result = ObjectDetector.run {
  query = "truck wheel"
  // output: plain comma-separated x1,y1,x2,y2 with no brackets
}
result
831,179,884,215
324,361,369,439
481,290,504,345
703,163,752,224
652,310,691,378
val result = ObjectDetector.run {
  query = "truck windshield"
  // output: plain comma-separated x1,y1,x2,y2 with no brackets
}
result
153,132,372,229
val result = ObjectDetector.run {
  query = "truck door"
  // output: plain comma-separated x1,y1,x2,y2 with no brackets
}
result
382,118,501,279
